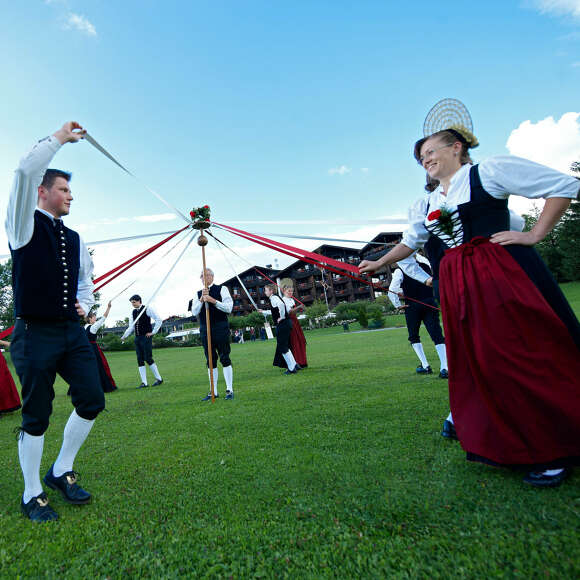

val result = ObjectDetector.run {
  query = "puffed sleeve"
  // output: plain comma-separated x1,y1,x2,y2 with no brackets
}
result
401,195,431,250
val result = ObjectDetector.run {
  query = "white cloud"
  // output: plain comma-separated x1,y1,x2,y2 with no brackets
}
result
361,167,369,173
64,13,97,37
528,0,580,19
572,61,580,67
328,165,351,176
506,111,580,215
506,111,580,173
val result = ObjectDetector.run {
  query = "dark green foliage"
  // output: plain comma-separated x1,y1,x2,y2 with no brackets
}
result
523,200,580,282
0,258,14,329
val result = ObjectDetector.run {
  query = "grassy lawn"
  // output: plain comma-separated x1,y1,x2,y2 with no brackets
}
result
0,284,578,578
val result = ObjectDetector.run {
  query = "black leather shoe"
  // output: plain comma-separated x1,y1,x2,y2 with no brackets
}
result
21,492,59,522
136,383,148,389
225,390,234,400
416,365,433,374
284,369,297,375
201,393,218,401
523,468,570,488
439,369,449,379
152,379,163,386
43,465,91,504
295,364,303,371
441,419,458,440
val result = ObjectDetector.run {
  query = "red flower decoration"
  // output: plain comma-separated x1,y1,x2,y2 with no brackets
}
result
203,205,209,209
428,209,441,221
190,211,196,218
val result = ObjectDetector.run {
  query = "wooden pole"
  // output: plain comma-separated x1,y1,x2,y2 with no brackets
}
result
198,229,215,403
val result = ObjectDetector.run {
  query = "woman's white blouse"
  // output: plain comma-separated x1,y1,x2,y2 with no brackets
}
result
401,156,579,250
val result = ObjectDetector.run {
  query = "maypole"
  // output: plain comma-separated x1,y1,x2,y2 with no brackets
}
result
191,206,216,403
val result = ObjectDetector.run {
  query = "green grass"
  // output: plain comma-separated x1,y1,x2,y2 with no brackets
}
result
0,283,579,578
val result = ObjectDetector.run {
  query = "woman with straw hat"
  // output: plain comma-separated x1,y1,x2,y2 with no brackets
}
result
360,102,580,487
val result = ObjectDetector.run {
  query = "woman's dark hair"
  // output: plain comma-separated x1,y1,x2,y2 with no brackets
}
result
414,130,474,192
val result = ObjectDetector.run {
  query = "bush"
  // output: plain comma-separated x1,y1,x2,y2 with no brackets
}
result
99,333,134,352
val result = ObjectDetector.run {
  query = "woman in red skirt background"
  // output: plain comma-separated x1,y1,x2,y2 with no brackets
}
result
0,339,22,414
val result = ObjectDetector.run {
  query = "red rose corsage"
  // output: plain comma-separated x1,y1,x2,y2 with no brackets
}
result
427,209,441,221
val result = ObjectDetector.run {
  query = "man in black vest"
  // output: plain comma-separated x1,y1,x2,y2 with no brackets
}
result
121,295,164,388
189,269,234,400
6,121,105,522
388,253,448,378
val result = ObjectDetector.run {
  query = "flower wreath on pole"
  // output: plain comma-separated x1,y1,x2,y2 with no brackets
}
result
190,205,211,230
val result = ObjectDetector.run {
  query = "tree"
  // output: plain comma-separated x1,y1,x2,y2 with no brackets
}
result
114,317,130,327
0,259,14,330
305,300,329,327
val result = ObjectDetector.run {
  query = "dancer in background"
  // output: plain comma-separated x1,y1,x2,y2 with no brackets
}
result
264,284,299,375
85,302,117,393
0,339,22,415
280,278,308,369
189,269,234,401
388,253,447,378
122,294,164,389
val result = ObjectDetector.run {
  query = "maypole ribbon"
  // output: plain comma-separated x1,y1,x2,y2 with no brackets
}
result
123,230,198,335
83,133,191,225
107,227,192,301
94,225,190,289
212,221,360,275
213,222,440,312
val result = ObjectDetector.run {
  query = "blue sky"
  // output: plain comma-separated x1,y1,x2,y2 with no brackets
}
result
1,0,579,321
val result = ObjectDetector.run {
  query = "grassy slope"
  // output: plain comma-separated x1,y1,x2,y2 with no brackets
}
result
0,283,578,578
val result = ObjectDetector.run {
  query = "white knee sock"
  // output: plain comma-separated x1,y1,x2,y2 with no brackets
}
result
138,365,147,385
435,343,448,371
149,363,162,380
223,365,233,392
283,350,297,371
53,410,95,478
446,412,453,423
19,432,45,504
208,368,218,396
412,343,429,367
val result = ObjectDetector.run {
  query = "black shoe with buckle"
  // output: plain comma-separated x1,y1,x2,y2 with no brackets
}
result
43,465,91,504
439,369,449,379
152,379,163,386
21,492,59,522
523,468,570,488
136,383,148,389
441,419,458,440
225,390,234,400
416,365,433,374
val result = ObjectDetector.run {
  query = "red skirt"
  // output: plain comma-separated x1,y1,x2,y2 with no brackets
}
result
91,342,117,393
289,312,308,367
439,238,580,467
0,351,21,413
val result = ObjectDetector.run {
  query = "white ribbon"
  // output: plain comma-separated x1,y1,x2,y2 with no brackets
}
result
122,230,197,338
84,133,191,225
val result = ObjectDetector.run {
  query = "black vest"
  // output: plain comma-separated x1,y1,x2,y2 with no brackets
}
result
270,295,287,323
425,165,510,283
401,261,433,301
85,324,97,343
11,210,81,321
197,285,229,327
132,305,153,335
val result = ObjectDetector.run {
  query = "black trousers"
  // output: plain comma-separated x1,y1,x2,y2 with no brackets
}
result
404,299,445,345
10,319,105,436
135,335,154,366
200,321,231,368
